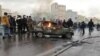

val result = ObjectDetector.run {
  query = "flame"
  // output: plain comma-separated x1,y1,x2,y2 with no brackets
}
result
48,22,52,28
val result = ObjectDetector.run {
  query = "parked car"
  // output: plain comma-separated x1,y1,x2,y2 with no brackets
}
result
32,21,74,39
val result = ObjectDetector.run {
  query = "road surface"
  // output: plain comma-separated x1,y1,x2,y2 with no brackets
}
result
0,28,99,56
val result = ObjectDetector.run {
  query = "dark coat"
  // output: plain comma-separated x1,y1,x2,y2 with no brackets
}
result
80,22,86,29
63,21,67,28
16,18,23,26
9,17,16,27
66,19,73,27
22,18,27,25
88,21,94,28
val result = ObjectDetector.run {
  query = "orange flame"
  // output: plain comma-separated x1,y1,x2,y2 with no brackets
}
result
48,22,52,28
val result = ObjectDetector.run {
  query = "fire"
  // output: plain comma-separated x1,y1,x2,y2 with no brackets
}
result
48,22,52,28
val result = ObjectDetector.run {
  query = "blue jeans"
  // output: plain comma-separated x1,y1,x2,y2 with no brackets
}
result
3,25,10,35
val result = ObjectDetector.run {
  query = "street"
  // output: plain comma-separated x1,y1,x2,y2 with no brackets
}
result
0,28,100,56
55,28,100,56
59,35,100,56
0,33,68,56
1,0,100,56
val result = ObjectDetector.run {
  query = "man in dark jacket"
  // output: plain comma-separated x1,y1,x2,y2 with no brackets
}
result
63,19,67,28
88,19,94,35
80,21,86,36
22,15,28,32
9,15,16,34
66,18,73,28
16,15,23,33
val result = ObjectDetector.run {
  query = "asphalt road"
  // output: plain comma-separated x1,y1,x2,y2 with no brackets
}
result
59,36,100,56
0,33,69,56
0,28,99,56
56,28,100,56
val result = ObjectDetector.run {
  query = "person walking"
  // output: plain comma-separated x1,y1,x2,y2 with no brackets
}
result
1,12,11,38
80,21,86,36
88,19,94,36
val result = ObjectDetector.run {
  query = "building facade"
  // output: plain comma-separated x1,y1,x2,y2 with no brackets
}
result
51,3,66,20
66,10,78,22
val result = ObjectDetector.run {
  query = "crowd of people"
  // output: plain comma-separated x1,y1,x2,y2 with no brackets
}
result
0,12,100,39
16,15,34,34
49,18,97,37
0,12,34,38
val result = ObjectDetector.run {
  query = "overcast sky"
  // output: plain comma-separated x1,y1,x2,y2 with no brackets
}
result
0,0,100,18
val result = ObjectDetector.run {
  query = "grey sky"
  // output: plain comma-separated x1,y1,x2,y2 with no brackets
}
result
0,0,36,15
0,0,100,18
0,0,54,15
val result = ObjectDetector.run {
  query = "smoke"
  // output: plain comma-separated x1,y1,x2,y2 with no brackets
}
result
35,0,54,3
32,0,54,20
88,7,100,18
32,0,55,19
33,0,54,13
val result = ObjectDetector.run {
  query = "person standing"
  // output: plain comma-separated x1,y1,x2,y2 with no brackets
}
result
13,16,17,33
63,19,67,28
27,16,34,33
66,18,73,28
88,19,94,35
1,12,10,38
16,15,22,33
9,15,16,34
22,15,28,33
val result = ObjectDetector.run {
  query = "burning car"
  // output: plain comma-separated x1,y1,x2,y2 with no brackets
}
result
32,21,74,39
